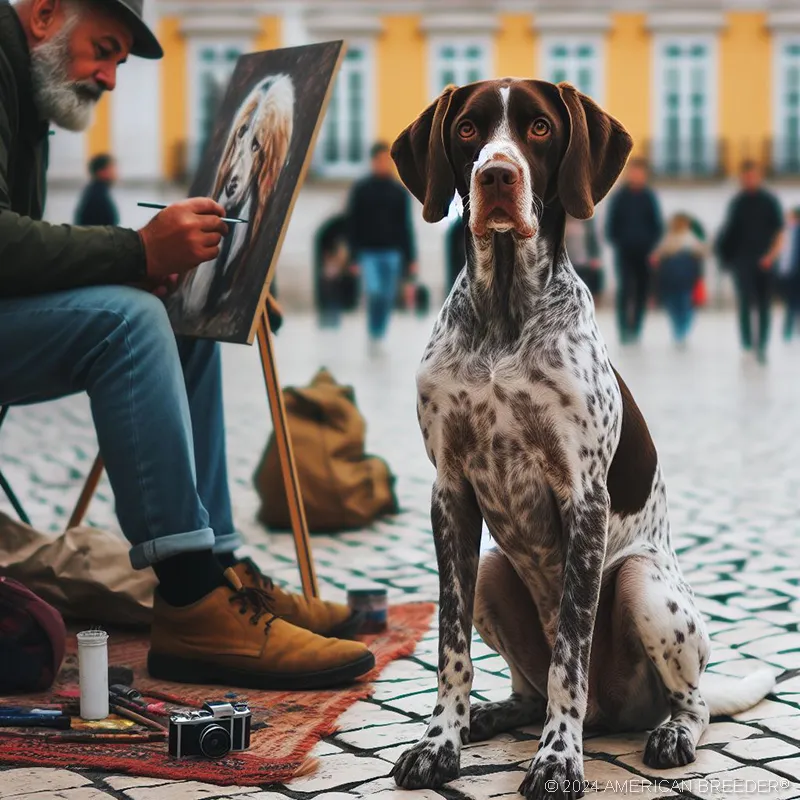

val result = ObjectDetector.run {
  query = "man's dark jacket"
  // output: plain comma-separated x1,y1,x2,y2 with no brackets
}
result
75,179,119,226
715,188,783,272
0,0,146,297
346,174,417,268
605,184,664,257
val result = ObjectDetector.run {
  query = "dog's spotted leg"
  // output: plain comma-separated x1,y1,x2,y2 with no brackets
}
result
392,478,483,789
617,557,711,768
520,484,610,800
470,549,549,743
470,690,547,743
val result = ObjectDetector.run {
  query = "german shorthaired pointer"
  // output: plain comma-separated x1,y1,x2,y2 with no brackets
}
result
388,79,776,800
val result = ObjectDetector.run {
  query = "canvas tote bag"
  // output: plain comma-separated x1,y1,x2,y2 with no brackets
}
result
0,512,156,627
254,368,399,532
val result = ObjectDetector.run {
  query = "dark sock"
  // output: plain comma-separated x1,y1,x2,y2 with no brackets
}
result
215,551,238,569
153,550,227,607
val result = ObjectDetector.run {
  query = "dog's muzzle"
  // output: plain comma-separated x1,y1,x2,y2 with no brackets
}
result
472,158,535,238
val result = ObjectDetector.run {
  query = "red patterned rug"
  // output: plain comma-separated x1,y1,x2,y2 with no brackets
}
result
0,602,435,787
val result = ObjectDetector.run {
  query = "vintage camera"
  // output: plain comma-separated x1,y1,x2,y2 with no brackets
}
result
168,701,252,759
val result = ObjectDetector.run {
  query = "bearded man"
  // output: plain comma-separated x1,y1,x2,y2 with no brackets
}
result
0,0,374,690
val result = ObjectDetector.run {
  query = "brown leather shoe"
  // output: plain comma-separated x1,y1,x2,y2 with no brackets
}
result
232,558,364,639
147,569,374,690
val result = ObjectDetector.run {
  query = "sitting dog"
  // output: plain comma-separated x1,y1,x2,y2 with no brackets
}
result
388,79,776,800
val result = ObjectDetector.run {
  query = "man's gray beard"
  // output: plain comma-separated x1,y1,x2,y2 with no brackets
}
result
30,15,104,132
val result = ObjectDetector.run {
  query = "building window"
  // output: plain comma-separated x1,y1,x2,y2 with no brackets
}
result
542,39,602,101
775,39,800,175
653,37,718,177
189,41,246,175
429,38,490,98
315,45,374,178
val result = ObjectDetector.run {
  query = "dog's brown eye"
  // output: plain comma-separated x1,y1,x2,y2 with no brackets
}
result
530,119,550,137
457,120,476,139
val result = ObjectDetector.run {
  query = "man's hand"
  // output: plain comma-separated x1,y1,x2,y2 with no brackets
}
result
138,198,229,280
403,281,416,309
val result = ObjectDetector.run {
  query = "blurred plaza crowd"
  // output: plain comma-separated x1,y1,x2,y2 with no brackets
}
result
78,144,800,366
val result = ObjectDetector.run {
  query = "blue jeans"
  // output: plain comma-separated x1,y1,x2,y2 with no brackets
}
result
661,289,694,342
0,286,242,570
360,249,402,340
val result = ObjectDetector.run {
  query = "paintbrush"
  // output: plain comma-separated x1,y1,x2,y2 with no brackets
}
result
109,703,167,732
136,202,248,224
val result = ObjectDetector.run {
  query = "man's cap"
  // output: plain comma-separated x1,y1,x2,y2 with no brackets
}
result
107,0,163,59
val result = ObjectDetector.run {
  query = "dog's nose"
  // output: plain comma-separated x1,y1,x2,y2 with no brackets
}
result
478,162,520,187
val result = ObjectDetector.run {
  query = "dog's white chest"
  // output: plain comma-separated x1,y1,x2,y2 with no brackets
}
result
417,351,566,479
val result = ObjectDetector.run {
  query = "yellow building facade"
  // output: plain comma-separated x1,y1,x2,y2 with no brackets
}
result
72,2,799,186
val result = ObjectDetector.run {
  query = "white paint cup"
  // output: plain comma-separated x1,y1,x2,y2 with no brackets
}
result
77,629,109,720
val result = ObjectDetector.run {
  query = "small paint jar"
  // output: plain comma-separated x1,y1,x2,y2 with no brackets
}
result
77,629,109,720
347,584,388,634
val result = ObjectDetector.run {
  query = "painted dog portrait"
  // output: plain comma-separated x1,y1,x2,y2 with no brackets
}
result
169,41,344,344
388,78,776,800
175,74,294,323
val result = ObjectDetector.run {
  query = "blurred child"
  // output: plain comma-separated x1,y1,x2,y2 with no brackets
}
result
650,212,707,347
779,207,800,340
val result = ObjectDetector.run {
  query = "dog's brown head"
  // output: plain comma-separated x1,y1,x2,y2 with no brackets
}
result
391,79,633,240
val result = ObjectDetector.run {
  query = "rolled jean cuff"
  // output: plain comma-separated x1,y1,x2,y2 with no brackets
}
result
212,531,244,554
129,527,216,570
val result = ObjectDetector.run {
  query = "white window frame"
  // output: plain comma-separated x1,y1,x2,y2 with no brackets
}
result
651,33,719,176
187,37,251,174
314,39,376,179
428,35,493,100
773,35,800,173
539,36,605,105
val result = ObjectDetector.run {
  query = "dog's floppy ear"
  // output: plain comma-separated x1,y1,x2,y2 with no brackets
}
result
556,82,633,220
391,85,457,223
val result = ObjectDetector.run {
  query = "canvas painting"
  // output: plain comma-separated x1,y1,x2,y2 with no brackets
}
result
168,41,345,343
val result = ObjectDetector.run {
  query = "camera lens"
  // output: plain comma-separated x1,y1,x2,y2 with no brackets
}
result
199,724,231,759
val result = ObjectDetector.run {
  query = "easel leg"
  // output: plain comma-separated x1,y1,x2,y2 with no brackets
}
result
67,453,104,530
256,307,320,601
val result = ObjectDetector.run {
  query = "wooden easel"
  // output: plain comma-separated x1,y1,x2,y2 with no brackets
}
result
67,296,319,601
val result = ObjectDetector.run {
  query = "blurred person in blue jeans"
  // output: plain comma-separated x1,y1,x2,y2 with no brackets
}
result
346,142,417,354
778,207,800,341
650,213,706,348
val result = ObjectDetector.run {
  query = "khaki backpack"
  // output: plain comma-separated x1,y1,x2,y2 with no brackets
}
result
254,368,400,532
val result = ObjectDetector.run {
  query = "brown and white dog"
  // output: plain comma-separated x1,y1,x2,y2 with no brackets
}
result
178,73,294,317
389,79,775,800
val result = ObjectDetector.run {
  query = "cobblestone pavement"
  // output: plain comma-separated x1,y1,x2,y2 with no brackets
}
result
3,308,800,799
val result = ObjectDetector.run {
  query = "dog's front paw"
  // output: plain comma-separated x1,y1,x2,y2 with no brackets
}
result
519,751,584,800
392,737,460,789
644,722,696,769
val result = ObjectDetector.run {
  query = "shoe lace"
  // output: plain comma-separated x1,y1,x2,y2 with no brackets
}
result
244,560,275,594
229,586,280,632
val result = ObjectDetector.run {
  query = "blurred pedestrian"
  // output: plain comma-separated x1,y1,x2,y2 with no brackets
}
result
779,206,800,341
716,160,784,363
346,142,417,355
74,153,118,226
314,213,352,328
605,157,664,344
565,214,604,301
445,215,467,295
650,213,706,348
